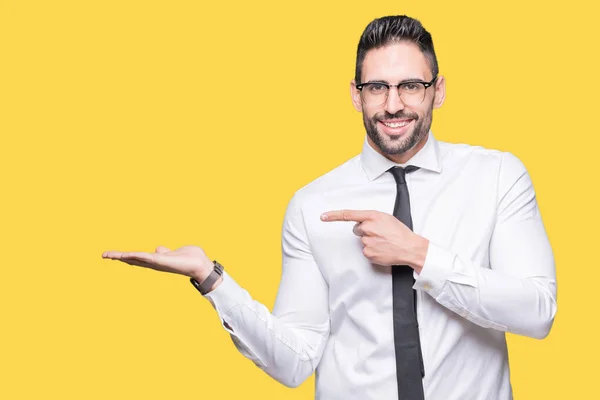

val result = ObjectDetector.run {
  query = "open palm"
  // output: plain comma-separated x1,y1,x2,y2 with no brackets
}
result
102,245,212,279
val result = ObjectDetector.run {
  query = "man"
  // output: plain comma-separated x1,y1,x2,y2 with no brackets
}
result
102,15,557,400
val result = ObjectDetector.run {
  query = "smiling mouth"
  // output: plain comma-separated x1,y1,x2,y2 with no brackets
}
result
381,120,412,128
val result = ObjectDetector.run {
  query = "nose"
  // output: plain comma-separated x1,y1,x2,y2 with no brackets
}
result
384,86,405,114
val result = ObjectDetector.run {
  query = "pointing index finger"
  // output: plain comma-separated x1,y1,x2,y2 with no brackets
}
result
321,209,374,222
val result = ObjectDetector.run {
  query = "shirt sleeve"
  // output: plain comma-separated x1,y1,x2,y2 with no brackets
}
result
413,152,557,339
202,192,330,387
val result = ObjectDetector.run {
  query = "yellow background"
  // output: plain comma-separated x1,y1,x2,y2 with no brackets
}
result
1,0,597,398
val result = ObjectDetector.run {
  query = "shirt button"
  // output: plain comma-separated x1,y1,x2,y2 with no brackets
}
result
423,284,431,291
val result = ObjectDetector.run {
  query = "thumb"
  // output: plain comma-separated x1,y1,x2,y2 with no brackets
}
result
156,246,171,254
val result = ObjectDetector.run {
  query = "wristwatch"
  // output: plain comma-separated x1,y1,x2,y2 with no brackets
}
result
190,260,224,295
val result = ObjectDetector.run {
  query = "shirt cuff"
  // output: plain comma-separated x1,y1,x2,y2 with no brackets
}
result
203,270,249,317
413,241,456,298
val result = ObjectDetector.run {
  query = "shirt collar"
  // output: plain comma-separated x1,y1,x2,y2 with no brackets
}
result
360,130,442,181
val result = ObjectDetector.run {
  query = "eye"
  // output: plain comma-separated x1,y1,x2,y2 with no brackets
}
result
400,82,423,92
367,83,387,94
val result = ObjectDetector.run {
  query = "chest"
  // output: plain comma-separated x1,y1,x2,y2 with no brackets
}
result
302,167,498,299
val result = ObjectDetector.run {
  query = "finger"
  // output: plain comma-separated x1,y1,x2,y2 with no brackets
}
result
119,259,156,269
119,252,155,262
360,236,370,247
102,251,159,262
102,250,182,273
156,246,171,254
102,251,125,259
103,252,160,267
321,209,375,222
103,252,173,273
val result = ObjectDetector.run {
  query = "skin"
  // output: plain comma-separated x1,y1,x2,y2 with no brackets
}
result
326,41,447,274
102,245,220,290
351,41,445,164
102,41,446,289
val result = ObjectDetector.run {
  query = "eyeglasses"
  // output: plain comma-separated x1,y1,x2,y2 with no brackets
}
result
355,76,437,107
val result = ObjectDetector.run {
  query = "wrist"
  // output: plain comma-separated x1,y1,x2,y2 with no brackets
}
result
190,267,211,283
190,260,225,295
408,235,429,273
191,275,223,294
206,276,223,293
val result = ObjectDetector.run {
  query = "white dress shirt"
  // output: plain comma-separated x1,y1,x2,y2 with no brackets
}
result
204,131,557,400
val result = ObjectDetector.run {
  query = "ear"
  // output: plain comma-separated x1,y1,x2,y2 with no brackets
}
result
433,75,446,109
350,80,363,112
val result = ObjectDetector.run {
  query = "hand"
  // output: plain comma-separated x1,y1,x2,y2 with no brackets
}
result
320,210,429,272
102,245,216,283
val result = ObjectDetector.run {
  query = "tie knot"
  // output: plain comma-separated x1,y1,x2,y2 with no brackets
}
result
388,165,420,184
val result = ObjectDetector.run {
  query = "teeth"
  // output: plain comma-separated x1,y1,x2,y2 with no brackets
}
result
384,121,410,128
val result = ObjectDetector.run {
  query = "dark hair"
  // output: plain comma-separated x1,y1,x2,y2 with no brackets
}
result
355,15,439,84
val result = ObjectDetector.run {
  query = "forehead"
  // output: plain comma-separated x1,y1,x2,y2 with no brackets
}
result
361,42,431,82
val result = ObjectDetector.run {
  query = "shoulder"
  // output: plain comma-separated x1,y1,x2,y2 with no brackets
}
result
437,139,527,176
285,153,363,213
437,139,533,211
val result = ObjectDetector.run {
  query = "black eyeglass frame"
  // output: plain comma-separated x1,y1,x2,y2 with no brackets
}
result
355,76,438,105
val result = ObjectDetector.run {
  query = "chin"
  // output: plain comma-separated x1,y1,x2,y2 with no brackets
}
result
378,131,418,155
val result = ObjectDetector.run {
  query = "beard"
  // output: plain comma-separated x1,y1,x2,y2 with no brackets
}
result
363,107,433,156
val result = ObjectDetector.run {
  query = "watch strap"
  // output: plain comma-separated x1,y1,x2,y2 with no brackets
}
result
190,260,224,295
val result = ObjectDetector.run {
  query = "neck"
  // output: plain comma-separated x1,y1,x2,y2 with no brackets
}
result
368,132,429,164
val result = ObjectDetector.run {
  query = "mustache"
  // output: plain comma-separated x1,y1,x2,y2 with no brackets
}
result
375,111,419,121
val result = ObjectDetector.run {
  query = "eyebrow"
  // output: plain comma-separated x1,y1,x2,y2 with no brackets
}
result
365,78,428,84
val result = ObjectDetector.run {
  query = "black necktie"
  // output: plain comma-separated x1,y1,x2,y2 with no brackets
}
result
388,165,425,400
